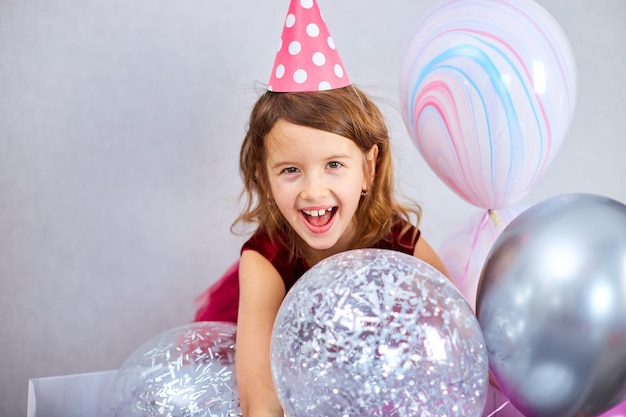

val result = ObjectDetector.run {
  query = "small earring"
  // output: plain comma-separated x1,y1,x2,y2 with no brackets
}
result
361,190,367,197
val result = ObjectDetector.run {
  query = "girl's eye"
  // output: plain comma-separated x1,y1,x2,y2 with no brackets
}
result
327,161,343,169
282,167,300,174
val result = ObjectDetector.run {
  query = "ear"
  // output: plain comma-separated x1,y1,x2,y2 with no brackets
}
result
363,144,378,190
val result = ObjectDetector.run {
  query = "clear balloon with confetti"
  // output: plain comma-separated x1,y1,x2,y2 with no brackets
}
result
271,249,488,417
102,321,240,417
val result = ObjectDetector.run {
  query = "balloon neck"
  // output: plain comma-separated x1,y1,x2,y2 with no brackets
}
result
488,210,502,226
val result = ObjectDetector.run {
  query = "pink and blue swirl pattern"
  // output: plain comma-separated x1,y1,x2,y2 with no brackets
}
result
400,0,577,209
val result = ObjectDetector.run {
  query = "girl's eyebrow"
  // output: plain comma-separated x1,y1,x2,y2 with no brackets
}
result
326,153,354,160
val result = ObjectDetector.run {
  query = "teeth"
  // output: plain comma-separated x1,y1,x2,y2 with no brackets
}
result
303,209,327,217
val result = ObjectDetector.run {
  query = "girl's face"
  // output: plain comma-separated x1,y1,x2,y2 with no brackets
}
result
265,119,377,261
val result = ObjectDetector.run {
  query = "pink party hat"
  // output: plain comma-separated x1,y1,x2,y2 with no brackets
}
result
268,0,351,92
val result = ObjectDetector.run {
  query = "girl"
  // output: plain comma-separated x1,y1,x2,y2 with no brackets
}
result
229,85,449,417
194,1,449,415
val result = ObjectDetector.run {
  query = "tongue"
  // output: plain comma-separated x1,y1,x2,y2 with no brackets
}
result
307,211,333,227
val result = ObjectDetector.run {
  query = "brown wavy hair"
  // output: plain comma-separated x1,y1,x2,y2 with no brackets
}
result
233,85,421,259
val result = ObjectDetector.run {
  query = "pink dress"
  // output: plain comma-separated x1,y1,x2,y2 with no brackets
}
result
194,223,420,323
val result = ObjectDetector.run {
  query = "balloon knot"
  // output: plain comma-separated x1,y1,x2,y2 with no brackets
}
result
489,210,503,226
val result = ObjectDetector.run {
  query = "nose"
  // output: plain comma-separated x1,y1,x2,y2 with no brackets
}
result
301,172,329,200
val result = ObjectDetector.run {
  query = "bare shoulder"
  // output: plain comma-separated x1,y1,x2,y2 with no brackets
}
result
412,236,450,279
238,250,286,309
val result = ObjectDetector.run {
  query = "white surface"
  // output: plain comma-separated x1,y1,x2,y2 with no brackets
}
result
27,370,117,417
1,1,625,415
25,369,516,417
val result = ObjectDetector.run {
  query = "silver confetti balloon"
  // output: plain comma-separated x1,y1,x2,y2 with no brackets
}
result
103,321,240,417
477,193,626,417
271,249,489,417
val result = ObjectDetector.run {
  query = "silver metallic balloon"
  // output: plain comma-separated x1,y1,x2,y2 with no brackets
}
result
477,193,626,417
103,322,240,417
271,249,489,417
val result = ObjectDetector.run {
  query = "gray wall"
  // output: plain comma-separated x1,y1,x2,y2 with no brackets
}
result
1,1,624,415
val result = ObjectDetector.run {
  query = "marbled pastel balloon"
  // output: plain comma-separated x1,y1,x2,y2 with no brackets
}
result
439,204,526,311
271,249,488,417
400,0,576,209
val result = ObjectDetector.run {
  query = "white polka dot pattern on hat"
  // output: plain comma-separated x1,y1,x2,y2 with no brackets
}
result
275,64,285,79
312,52,325,66
267,0,351,92
306,23,320,37
288,41,301,55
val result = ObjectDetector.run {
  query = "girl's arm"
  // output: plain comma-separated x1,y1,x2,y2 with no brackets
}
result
236,249,286,417
413,236,450,279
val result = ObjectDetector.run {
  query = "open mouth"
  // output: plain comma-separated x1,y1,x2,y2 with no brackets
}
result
301,206,338,228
